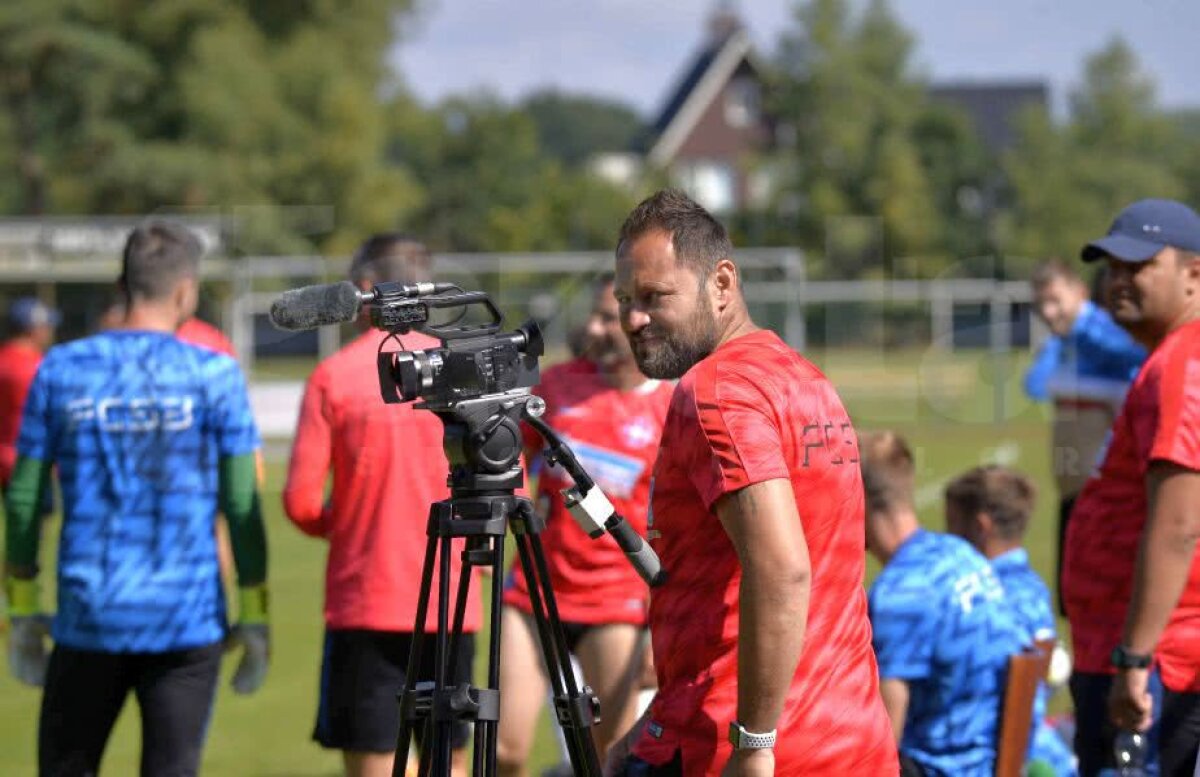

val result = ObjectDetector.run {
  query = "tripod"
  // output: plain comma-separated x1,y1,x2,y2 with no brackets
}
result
392,394,605,777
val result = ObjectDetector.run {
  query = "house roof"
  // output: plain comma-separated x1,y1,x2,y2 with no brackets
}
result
644,26,755,167
928,80,1049,153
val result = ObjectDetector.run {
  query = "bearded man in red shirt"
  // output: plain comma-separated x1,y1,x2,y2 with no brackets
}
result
604,190,896,777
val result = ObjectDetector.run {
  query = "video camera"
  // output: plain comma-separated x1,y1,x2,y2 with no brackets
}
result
270,277,662,586
269,279,543,408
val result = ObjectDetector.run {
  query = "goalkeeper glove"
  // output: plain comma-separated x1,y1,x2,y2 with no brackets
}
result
227,584,270,695
5,577,49,687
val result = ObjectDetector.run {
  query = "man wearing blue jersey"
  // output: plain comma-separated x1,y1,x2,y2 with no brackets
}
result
3,221,270,777
861,431,1028,777
1024,258,1145,615
946,465,1077,776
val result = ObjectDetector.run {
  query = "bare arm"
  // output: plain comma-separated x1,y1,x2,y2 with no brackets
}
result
879,678,910,743
1121,462,1200,654
714,478,812,733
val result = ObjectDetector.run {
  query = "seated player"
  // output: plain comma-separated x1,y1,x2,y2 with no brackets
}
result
945,465,1078,776
861,431,1028,777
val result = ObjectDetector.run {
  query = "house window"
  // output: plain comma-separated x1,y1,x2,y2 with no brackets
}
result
676,160,737,213
724,78,761,129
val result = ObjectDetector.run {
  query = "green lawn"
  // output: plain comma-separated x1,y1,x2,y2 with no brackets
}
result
0,346,1073,774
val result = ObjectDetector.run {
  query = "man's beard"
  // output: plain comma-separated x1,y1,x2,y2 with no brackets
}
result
631,298,719,380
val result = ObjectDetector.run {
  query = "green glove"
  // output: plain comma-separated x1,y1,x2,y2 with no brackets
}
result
227,584,269,695
5,577,49,687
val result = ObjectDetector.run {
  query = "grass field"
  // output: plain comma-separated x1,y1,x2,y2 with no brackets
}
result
0,347,1072,775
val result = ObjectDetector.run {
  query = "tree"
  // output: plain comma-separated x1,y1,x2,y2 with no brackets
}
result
0,0,421,253
769,0,941,276
1003,38,1185,267
387,92,634,253
520,89,643,168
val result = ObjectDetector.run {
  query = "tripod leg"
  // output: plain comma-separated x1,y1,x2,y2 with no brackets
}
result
482,533,506,777
394,528,440,777
514,528,603,776
433,532,454,776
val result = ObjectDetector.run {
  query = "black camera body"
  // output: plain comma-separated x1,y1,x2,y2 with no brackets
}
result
370,281,543,407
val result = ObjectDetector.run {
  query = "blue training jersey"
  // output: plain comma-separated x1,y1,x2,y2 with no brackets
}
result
992,549,1078,777
1023,300,1145,405
17,330,260,652
869,530,1029,777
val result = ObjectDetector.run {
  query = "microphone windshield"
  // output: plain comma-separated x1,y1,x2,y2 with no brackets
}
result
270,281,363,331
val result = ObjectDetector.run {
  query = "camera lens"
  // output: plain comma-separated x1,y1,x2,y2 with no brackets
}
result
393,350,444,402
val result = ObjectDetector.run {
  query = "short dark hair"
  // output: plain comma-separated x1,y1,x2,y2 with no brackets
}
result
1030,258,1083,290
858,431,915,514
120,221,203,301
616,189,733,279
943,465,1036,541
349,233,431,286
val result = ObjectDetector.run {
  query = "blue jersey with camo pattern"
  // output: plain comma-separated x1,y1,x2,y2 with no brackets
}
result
992,549,1078,776
17,331,260,652
870,530,1028,777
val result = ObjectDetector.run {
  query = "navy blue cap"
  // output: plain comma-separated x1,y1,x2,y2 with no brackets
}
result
8,297,61,331
1082,198,1200,263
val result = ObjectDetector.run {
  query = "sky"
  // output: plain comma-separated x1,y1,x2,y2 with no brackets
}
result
391,0,1200,117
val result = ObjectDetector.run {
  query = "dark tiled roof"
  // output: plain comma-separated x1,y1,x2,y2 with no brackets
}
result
632,40,727,153
929,81,1049,153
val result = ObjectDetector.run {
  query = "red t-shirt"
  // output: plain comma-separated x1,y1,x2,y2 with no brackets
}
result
0,340,42,486
283,329,481,632
632,330,896,775
176,317,236,357
503,358,672,625
1063,318,1200,691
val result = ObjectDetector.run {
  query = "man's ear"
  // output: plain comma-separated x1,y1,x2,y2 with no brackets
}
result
175,275,199,321
1181,251,1200,293
976,511,995,538
711,258,738,311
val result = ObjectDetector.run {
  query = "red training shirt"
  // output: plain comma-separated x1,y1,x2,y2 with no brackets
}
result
0,340,42,486
1063,318,1200,691
176,317,236,357
632,330,896,775
503,358,672,625
283,329,481,632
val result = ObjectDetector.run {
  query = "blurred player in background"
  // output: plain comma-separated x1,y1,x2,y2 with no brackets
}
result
861,431,1027,777
1064,199,1200,776
1023,258,1145,614
2,221,269,776
945,465,1077,776
496,274,672,775
605,189,896,776
283,233,476,777
0,298,59,495
100,284,241,600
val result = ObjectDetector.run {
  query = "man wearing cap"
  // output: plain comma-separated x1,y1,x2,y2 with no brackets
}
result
1062,198,1200,776
0,298,59,492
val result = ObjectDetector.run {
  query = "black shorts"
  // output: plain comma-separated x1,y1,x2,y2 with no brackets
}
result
560,620,598,655
313,629,476,753
39,641,222,777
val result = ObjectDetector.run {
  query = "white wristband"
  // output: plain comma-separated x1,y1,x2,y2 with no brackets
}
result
728,721,776,750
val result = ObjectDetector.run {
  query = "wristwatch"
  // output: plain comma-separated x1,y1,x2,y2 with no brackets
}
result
1111,645,1153,670
728,721,776,750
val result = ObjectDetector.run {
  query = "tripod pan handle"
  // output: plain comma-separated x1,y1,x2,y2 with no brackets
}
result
605,513,666,587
